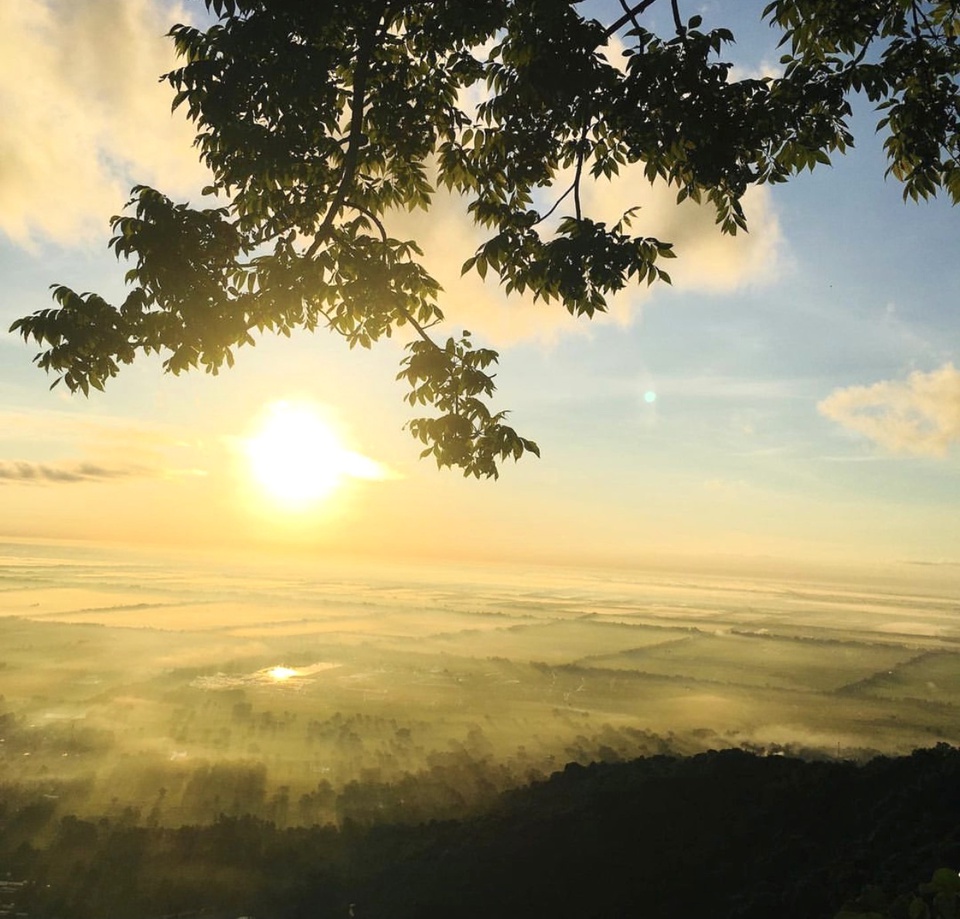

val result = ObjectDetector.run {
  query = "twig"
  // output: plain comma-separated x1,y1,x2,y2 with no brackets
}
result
532,180,577,226
573,125,588,221
602,0,661,40
343,199,444,343
671,0,683,35
617,0,643,34
848,13,884,68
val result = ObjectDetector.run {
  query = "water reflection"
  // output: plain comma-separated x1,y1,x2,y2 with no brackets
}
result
191,661,340,690
267,666,298,681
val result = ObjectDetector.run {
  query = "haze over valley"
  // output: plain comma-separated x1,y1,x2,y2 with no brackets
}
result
3,540,958,831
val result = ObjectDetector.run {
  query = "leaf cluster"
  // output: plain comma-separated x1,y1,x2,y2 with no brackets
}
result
836,867,960,918
398,330,539,478
11,0,960,476
766,0,960,202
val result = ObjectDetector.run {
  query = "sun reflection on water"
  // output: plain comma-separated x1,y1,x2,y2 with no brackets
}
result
189,662,341,690
268,666,298,681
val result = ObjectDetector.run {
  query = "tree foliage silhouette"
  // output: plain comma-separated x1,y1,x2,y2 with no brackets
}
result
12,0,960,476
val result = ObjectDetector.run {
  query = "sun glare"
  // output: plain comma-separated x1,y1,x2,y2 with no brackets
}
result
245,401,374,508
267,666,298,681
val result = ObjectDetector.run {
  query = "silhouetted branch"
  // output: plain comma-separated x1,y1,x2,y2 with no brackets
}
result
602,0,660,39
344,199,443,342
305,1,388,259
671,0,683,35
617,0,643,34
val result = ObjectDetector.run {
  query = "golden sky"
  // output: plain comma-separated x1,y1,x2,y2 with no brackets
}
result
1,0,959,571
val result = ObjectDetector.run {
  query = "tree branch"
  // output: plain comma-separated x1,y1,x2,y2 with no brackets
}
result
344,199,443,343
670,0,683,35
304,2,388,259
602,0,661,40
532,179,578,226
617,0,643,34
573,126,588,221
848,14,884,68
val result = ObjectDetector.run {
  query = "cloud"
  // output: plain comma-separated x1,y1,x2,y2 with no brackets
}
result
0,460,150,484
0,0,209,247
2,1,785,345
818,363,960,457
728,60,785,83
579,168,785,295
387,28,787,348
0,408,213,483
391,163,785,348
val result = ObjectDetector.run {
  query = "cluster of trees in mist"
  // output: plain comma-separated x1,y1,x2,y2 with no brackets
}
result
1,701,697,830
2,745,959,919
6,687,893,836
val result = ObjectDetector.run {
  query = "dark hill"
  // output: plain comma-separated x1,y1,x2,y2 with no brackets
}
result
4,745,959,919
347,745,960,919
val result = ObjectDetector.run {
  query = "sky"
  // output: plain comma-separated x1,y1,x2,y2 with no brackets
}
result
1,0,958,572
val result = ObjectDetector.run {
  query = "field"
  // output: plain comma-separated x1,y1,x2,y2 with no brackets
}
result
1,540,959,827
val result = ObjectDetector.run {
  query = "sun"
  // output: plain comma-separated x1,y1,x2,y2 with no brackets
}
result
244,401,356,507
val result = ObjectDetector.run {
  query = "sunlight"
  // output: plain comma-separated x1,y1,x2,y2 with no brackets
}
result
244,401,378,508
267,666,298,681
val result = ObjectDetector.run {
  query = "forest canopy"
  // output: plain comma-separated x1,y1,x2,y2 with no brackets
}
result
11,0,960,476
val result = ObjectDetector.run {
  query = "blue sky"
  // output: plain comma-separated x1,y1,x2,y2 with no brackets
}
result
1,0,958,569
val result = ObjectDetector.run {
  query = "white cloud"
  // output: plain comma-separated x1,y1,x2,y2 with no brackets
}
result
387,22,786,347
392,165,786,347
580,167,785,294
818,363,960,457
728,59,784,83
0,0,209,248
1,2,786,343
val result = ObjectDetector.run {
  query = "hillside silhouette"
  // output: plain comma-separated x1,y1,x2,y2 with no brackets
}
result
4,745,959,918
